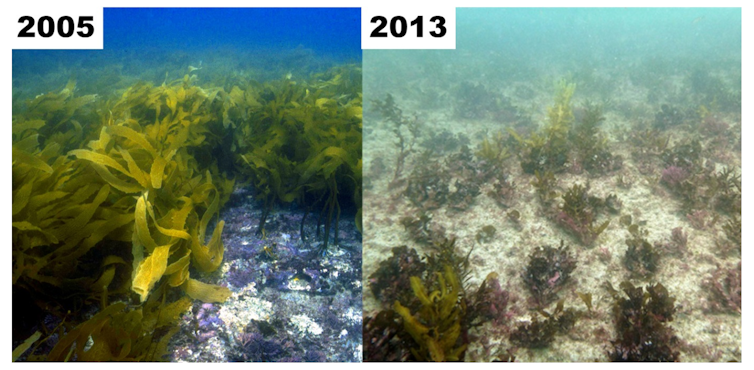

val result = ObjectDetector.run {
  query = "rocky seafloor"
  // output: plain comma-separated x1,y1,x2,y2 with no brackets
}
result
169,186,363,362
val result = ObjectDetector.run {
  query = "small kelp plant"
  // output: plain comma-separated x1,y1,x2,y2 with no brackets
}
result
394,265,468,362
365,235,512,362
509,79,575,174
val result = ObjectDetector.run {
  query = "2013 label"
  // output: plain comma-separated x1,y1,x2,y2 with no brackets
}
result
370,15,446,38
18,15,94,38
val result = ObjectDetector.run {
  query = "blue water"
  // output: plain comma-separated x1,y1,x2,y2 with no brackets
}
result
105,8,360,59
13,8,361,89
456,8,740,66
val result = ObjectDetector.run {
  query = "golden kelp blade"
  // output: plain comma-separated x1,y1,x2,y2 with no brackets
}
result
118,148,150,188
144,198,191,240
12,146,53,174
90,162,143,193
345,105,362,119
131,245,170,302
45,299,185,361
78,212,135,251
68,149,132,178
190,220,225,273
134,194,159,252
165,249,191,287
299,146,349,183
12,331,41,361
54,184,109,242
149,156,168,189
393,301,430,346
47,302,127,361
12,119,46,137
106,125,158,157
12,179,34,216
410,276,432,307
156,297,193,327
184,278,231,303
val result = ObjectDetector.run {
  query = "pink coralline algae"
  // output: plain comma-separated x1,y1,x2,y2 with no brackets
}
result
555,211,601,246
656,227,689,257
467,273,510,325
686,209,710,230
703,262,741,314
661,166,689,187
700,114,730,137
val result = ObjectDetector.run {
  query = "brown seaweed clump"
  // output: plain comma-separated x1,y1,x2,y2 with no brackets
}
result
623,226,661,279
702,262,741,314
368,246,427,309
510,300,579,349
606,281,680,362
555,183,610,246
363,310,410,362
522,241,577,307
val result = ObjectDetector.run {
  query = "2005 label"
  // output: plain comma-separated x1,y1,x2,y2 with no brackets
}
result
370,15,446,38
18,15,94,38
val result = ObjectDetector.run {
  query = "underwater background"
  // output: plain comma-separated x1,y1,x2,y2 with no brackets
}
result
362,8,740,361
12,8,362,361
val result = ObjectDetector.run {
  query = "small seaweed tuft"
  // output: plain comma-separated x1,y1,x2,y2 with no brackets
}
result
531,170,559,206
368,246,427,309
623,226,661,278
363,310,410,362
400,212,447,246
571,102,623,175
522,241,577,307
510,300,579,349
555,183,610,246
510,79,575,174
702,262,741,314
606,281,680,362
476,225,497,244
466,272,509,326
